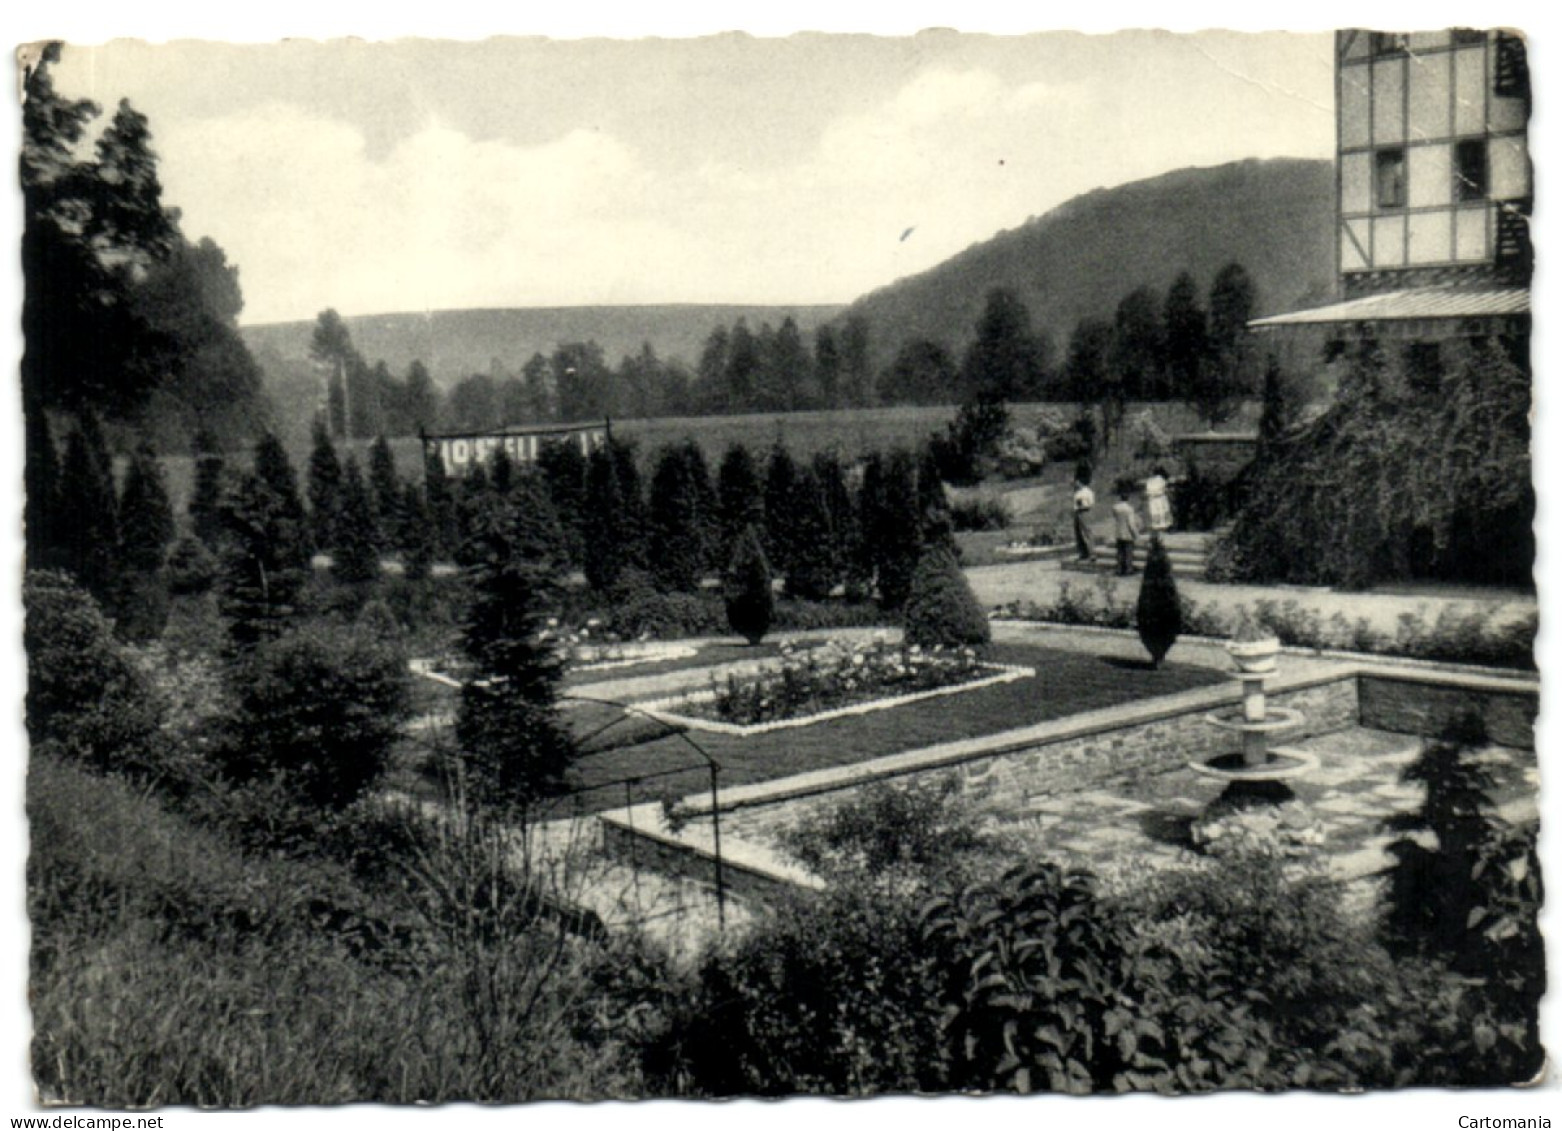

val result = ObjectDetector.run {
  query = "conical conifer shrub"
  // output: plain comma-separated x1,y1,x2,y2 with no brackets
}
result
724,524,774,645
904,543,989,648
1136,534,1182,668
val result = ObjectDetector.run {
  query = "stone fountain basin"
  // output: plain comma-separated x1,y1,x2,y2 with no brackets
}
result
1189,747,1320,782
1202,706,1306,734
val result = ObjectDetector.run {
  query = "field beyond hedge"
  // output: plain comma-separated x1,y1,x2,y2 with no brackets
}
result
150,400,1257,519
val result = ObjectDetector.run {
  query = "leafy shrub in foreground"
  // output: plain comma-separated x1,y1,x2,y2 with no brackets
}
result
24,570,162,774
222,621,412,809
644,878,955,1096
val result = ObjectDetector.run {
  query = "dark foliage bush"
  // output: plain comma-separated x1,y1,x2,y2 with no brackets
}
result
1045,416,1095,464
1383,714,1544,1034
723,525,773,644
1135,534,1181,667
24,571,162,774
644,878,955,1096
782,773,991,882
167,534,218,595
904,545,990,648
928,395,1009,485
948,497,1011,531
222,621,411,809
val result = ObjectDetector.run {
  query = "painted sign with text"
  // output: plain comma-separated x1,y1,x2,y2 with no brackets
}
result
421,422,608,477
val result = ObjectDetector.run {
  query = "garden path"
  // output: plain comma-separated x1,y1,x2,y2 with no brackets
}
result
967,558,1536,636
998,726,1537,891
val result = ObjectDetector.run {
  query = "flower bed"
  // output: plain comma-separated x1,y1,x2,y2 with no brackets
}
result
636,636,1034,736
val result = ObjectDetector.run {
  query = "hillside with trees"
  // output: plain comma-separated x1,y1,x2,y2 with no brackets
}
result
241,305,844,390
838,158,1334,379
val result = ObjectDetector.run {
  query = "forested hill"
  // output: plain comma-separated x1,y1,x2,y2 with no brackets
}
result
240,304,845,386
841,157,1335,365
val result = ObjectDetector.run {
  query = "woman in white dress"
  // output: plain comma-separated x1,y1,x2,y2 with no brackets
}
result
1145,465,1173,533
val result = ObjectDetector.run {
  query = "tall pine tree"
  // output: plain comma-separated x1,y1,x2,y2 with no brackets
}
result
253,430,311,567
333,456,382,586
648,444,704,592
368,434,403,551
114,444,175,641
717,442,764,550
306,418,344,551
456,475,574,809
57,413,120,604
188,426,225,547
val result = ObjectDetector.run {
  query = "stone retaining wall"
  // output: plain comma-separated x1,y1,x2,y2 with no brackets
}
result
717,677,1359,847
1358,670,1537,749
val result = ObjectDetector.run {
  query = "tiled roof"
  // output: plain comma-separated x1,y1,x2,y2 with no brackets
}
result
1251,286,1530,328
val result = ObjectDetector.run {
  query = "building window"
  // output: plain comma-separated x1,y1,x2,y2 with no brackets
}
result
1451,28,1487,45
1455,139,1488,201
1376,148,1407,209
1369,32,1409,56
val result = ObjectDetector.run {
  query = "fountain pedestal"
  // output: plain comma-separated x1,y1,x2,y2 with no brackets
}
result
1190,665,1318,845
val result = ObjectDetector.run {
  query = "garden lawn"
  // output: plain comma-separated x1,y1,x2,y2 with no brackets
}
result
555,642,1225,813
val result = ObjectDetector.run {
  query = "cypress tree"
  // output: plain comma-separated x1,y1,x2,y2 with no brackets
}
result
583,444,628,591
423,447,456,559
849,451,884,599
402,480,435,582
763,442,800,579
368,434,403,551
537,438,588,566
114,444,175,642
875,448,924,610
724,524,774,645
1135,534,1182,668
609,438,648,570
717,442,764,549
904,543,990,648
784,465,836,600
217,472,308,651
452,460,492,568
306,419,344,552
648,444,704,592
189,427,226,547
680,438,720,573
24,398,64,571
456,474,574,808
333,456,382,586
253,430,311,568
811,450,854,594
57,414,120,604
488,443,515,497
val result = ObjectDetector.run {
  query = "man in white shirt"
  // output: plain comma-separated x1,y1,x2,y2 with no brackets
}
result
1072,474,1096,562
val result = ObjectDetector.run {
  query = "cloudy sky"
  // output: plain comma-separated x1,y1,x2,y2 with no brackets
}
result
47,31,1336,325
